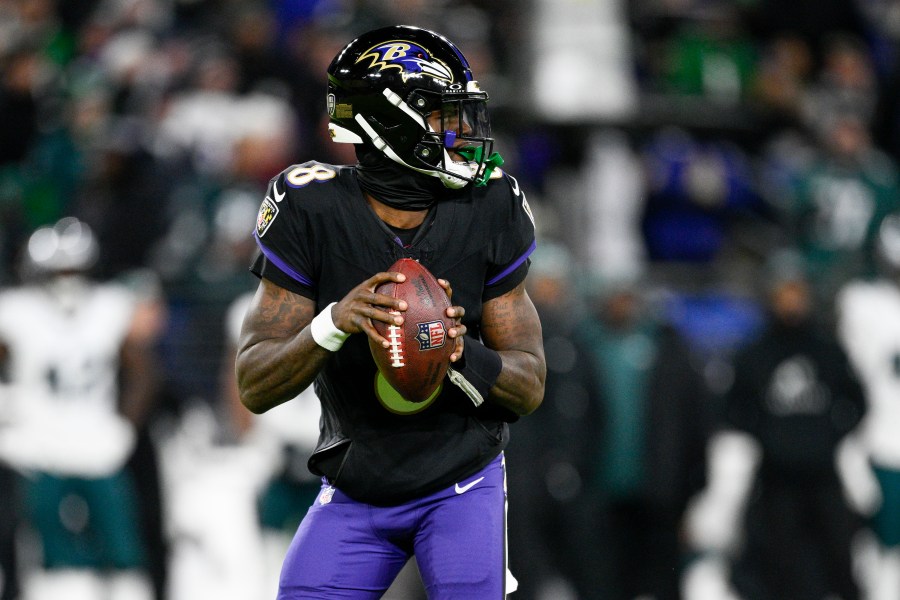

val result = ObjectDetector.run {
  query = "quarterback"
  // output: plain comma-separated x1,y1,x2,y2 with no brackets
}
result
235,25,546,599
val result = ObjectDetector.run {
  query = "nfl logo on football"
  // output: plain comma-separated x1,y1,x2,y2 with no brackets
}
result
416,321,446,350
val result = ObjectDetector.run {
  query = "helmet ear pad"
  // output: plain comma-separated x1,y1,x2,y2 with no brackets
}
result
406,90,438,116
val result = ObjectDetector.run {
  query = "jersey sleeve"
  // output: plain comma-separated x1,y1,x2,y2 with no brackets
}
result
483,171,537,301
250,167,317,299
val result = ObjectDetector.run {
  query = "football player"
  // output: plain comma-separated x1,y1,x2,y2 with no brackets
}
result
836,215,900,600
0,218,165,600
236,25,546,599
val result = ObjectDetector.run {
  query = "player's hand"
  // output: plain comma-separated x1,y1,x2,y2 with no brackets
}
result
331,271,407,348
438,278,467,362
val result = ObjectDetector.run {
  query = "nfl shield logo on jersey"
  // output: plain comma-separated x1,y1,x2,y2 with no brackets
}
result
319,486,335,505
416,321,446,350
256,197,279,237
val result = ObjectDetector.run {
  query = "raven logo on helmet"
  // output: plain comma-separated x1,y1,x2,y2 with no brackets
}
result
356,41,454,83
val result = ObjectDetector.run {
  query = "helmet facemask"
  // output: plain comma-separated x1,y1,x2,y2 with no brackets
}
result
412,92,503,188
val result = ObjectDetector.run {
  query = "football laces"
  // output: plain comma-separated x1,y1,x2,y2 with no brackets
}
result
386,310,405,367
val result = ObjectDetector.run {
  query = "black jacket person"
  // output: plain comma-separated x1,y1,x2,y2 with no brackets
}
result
725,250,866,600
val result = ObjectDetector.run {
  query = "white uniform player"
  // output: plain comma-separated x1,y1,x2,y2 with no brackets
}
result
836,214,900,600
157,291,323,600
0,218,155,600
838,280,900,475
0,280,137,475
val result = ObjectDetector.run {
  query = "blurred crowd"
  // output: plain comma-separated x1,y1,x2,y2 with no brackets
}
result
1,0,900,599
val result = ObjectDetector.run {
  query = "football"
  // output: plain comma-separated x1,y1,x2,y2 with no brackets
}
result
369,258,454,403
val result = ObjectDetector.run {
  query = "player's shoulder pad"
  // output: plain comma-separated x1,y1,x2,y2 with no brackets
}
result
257,161,350,239
480,168,522,198
272,161,350,197
479,168,536,229
0,287,36,312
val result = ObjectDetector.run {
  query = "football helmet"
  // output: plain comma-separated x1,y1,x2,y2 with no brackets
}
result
327,25,501,189
25,217,99,275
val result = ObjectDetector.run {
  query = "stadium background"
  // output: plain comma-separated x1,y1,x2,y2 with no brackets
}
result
1,0,898,598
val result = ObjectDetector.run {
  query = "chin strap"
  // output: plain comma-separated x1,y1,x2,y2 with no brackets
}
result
457,146,504,186
436,151,472,189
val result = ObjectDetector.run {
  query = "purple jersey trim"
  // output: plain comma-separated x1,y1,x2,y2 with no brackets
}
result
254,233,315,288
486,239,536,286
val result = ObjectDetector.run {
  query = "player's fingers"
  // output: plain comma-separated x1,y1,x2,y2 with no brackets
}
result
449,335,465,363
333,297,402,334
365,305,403,326
367,270,406,290
368,291,407,312
448,321,466,337
447,304,465,320
437,278,453,300
354,275,407,312
447,305,465,359
358,318,392,348
448,319,465,362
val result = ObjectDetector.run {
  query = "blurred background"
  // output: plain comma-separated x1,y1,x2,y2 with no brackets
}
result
1,0,899,599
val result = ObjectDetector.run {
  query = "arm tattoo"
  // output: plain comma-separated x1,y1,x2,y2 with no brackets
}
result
482,285,535,349
237,283,320,412
254,286,315,339
478,282,545,414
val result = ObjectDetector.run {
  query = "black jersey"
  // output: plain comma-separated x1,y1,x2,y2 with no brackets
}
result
250,160,537,505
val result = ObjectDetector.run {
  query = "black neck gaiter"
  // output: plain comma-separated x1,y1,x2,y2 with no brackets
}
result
355,146,452,211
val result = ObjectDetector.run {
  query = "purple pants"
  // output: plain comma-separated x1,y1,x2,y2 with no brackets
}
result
277,453,509,599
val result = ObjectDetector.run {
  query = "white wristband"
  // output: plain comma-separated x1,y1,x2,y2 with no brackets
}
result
310,302,350,352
